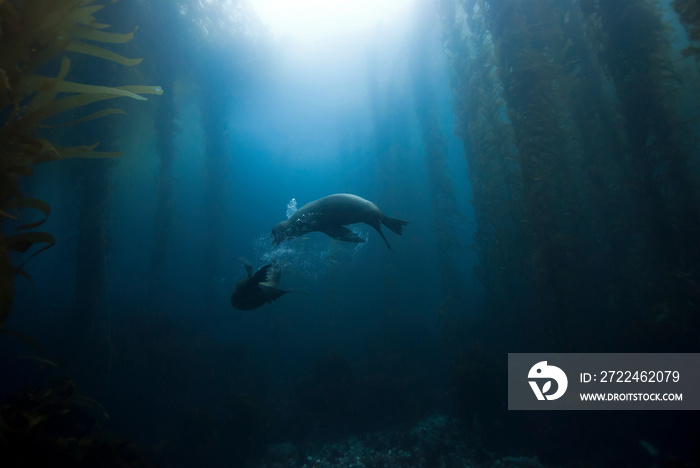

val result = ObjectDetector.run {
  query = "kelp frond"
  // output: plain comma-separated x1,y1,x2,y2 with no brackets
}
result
672,0,700,63
0,0,162,327
66,40,144,66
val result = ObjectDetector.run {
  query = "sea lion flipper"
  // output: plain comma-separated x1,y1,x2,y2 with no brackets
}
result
251,265,272,284
380,215,409,236
237,257,254,277
377,228,393,252
368,219,393,251
259,285,288,304
321,225,365,243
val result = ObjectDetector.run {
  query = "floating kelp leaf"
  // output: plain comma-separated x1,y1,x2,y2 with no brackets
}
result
66,40,143,66
25,413,50,429
4,232,53,298
74,395,109,420
2,197,51,230
5,165,34,179
56,80,147,99
22,57,72,116
38,108,125,128
37,138,61,160
69,25,138,44
89,22,112,30
118,85,164,96
35,140,95,162
33,3,101,32
0,233,12,328
4,232,55,288
681,45,700,59
5,231,55,255
31,3,104,36
0,68,9,91
24,36,72,76
0,328,44,354
17,355,59,368
70,4,106,27
50,143,121,161
35,141,121,162
0,0,161,329
23,90,148,128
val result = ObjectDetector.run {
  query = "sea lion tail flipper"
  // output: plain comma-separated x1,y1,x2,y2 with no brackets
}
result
377,228,393,252
259,285,289,304
368,219,393,251
321,225,365,243
380,215,409,236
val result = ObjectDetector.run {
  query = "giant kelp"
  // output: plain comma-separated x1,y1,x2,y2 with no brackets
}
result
147,73,177,302
135,0,187,302
439,0,529,323
441,0,700,350
0,0,162,327
479,0,588,349
198,75,231,306
591,0,700,341
411,1,467,308
0,379,156,467
672,0,700,63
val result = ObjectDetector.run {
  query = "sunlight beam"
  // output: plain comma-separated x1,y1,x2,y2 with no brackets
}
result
249,0,413,42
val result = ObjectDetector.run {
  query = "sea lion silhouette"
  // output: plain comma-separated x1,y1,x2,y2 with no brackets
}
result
271,193,409,251
230,259,289,310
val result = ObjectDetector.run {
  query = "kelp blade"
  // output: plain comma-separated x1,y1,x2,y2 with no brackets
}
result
69,25,138,44
118,85,164,96
39,108,125,128
23,90,148,128
51,144,121,161
66,40,143,66
2,197,51,230
0,231,12,328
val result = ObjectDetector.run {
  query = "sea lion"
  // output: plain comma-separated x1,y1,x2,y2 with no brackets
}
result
271,193,409,251
231,259,289,310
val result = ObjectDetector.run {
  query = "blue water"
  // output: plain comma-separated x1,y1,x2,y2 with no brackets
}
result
1,0,699,467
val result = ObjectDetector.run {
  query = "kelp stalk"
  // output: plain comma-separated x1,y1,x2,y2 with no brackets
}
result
411,2,467,307
0,0,162,328
439,0,529,321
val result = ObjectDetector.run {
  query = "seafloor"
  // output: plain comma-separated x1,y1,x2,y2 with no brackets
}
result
254,414,552,468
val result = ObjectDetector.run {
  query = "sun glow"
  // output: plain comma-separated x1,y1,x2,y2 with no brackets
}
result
249,0,414,42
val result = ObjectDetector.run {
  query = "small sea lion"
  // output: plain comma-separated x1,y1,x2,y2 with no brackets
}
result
231,259,289,310
271,193,409,251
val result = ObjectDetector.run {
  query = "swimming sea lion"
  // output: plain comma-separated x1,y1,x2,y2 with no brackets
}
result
231,259,289,310
271,193,409,251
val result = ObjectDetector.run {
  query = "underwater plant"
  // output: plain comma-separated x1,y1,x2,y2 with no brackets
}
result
0,0,162,327
469,0,586,349
410,1,466,308
0,379,156,467
592,0,700,333
672,0,700,63
439,0,529,315
439,0,700,352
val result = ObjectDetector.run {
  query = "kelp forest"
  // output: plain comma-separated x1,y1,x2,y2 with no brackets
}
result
440,0,700,352
1,0,699,467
